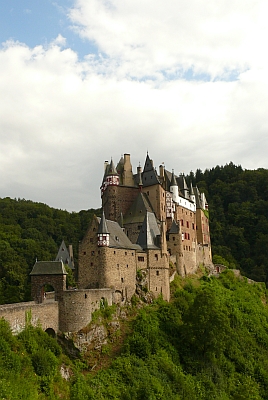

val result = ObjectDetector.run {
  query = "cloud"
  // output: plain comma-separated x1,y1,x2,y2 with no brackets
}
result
69,0,268,79
1,1,268,211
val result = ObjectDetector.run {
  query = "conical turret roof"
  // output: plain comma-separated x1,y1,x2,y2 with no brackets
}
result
170,170,178,188
97,211,109,234
107,159,118,175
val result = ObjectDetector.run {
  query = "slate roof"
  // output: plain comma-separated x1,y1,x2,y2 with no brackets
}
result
97,217,142,250
142,153,161,187
30,261,68,276
137,212,161,249
97,211,109,234
123,192,154,224
55,240,74,269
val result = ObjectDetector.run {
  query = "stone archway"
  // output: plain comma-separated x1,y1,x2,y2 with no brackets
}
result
30,261,67,303
45,327,56,337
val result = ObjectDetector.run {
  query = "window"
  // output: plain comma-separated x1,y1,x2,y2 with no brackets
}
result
186,221,189,228
90,262,93,266
156,271,159,276
138,256,145,262
114,251,116,254
83,251,86,255
192,223,195,230
181,219,184,226
125,252,127,256
121,278,124,283
91,251,95,255
173,236,175,241
155,254,158,260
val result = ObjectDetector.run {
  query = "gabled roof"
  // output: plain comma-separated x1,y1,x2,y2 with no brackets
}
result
143,153,154,172
137,212,160,249
123,192,154,224
141,153,161,187
55,240,74,269
30,261,68,276
97,217,142,250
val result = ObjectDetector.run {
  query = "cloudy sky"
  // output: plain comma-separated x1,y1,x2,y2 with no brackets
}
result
0,0,268,211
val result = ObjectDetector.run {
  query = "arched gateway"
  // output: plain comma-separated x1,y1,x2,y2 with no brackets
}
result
30,261,67,303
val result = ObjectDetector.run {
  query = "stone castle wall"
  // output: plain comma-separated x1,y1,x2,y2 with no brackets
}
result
0,301,59,334
59,288,112,332
102,185,139,222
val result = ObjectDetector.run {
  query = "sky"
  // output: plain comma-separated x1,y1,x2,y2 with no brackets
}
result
0,0,268,211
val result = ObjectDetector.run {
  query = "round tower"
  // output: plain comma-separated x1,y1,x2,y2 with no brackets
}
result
170,170,179,203
101,159,119,196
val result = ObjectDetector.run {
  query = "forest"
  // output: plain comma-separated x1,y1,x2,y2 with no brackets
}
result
1,162,268,304
1,271,268,399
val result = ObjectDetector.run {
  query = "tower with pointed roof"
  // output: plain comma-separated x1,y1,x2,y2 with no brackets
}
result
97,211,110,247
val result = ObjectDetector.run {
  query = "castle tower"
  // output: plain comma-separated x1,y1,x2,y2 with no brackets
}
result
189,182,196,204
168,220,185,277
97,211,110,247
170,170,179,203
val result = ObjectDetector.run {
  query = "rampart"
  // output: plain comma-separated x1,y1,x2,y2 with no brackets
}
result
0,301,59,334
0,288,113,334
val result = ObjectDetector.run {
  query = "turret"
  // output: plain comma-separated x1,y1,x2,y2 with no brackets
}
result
189,182,196,204
101,158,119,196
97,211,110,247
180,174,189,199
170,170,179,203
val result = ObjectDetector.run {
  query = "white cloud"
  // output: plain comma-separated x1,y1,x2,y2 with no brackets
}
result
69,0,268,79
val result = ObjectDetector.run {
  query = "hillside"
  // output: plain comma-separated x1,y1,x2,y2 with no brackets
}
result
0,197,101,304
187,163,268,282
1,270,268,399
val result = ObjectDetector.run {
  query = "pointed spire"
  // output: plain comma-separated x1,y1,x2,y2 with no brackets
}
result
107,158,118,175
97,211,109,234
170,170,177,187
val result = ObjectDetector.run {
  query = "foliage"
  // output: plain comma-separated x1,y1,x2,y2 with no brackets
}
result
0,196,101,304
2,273,268,398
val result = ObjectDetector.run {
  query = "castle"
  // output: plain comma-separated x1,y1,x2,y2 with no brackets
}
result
0,152,212,334
78,152,212,302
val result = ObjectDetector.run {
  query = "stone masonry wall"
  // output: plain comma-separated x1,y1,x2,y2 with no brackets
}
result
59,288,112,332
147,249,170,301
102,185,139,222
0,301,59,334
